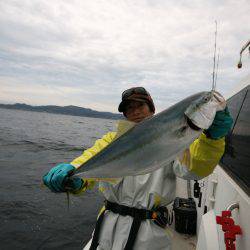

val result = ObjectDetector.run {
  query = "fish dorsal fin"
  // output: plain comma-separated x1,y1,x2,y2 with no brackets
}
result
115,120,136,139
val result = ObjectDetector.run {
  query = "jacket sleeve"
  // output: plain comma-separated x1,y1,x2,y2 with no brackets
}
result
173,133,225,180
70,131,117,194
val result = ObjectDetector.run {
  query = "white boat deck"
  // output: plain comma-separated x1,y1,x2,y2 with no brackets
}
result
170,227,197,250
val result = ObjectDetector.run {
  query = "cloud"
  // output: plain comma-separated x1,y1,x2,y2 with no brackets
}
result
0,0,249,112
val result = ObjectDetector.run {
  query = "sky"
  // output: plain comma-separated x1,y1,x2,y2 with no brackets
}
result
0,0,249,113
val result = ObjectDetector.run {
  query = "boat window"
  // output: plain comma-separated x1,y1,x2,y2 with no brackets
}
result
220,84,250,195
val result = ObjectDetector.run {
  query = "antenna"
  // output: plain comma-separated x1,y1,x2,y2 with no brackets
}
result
212,21,218,91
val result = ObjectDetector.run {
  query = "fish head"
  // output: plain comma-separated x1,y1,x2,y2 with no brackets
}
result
195,92,213,109
184,91,220,129
184,92,212,114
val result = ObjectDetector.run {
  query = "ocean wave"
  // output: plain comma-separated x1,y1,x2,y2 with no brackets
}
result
0,201,48,220
1,140,85,152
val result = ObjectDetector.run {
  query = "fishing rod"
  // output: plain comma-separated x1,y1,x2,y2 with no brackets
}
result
237,40,250,68
214,48,220,91
212,21,218,91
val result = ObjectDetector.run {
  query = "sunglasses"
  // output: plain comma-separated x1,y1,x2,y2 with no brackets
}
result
122,87,149,100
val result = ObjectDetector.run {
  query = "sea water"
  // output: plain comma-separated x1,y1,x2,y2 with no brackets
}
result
0,108,116,250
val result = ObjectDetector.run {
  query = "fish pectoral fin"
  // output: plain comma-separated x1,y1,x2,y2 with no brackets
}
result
115,120,136,139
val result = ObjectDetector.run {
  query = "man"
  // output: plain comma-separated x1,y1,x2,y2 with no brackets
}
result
43,87,233,250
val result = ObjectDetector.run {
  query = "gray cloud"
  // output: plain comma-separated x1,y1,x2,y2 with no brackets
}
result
0,0,249,112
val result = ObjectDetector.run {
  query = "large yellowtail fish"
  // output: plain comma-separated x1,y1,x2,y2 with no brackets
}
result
73,91,222,179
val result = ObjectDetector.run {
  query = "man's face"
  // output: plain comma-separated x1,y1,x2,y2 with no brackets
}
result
124,101,154,123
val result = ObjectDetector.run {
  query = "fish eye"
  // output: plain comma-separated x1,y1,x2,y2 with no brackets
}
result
203,95,210,102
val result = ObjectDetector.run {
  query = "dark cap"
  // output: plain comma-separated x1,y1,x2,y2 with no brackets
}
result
118,87,155,113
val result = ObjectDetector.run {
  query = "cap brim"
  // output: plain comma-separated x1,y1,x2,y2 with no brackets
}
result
118,98,147,112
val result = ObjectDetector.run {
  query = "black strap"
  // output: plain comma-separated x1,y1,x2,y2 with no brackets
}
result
124,215,142,250
89,209,106,250
105,200,153,219
89,200,158,250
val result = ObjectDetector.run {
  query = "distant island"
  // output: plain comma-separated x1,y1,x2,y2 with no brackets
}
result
0,103,123,120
